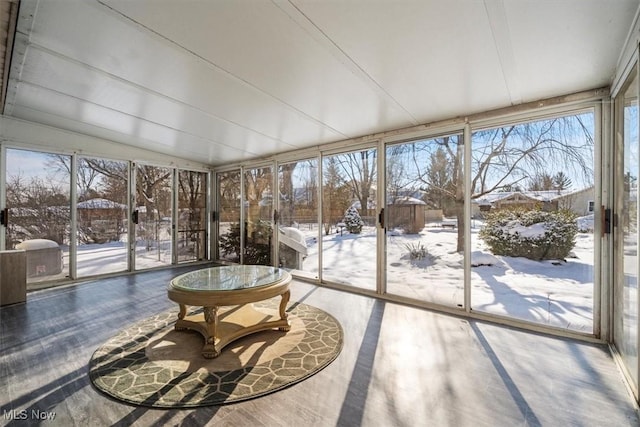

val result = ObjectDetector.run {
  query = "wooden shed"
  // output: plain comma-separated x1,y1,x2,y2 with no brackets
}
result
387,196,426,234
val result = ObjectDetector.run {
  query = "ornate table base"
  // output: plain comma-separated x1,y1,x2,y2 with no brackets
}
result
175,290,291,358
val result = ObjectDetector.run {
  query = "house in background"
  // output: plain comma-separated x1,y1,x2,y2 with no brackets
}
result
472,186,595,218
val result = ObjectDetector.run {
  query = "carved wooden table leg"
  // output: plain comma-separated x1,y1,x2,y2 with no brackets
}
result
278,290,291,331
174,304,187,330
202,306,219,358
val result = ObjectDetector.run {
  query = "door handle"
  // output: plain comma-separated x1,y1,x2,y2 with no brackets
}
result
603,206,612,235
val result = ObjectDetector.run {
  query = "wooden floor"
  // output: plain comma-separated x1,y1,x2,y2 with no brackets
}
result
1,265,638,427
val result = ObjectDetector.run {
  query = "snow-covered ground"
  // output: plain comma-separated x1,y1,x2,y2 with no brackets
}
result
30,218,601,333
27,240,173,287
302,218,596,333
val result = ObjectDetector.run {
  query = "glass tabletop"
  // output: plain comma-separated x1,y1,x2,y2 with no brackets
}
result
170,265,288,292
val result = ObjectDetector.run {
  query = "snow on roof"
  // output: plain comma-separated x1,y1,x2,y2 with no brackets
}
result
16,239,60,250
77,198,126,209
136,206,158,214
350,200,376,210
388,196,427,205
473,187,593,205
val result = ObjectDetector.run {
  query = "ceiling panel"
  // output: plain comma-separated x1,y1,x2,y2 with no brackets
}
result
16,0,347,149
290,0,513,122
503,0,639,101
15,46,305,157
3,0,639,166
100,0,418,132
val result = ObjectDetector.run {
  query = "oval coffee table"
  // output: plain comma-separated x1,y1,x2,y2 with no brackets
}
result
167,265,291,358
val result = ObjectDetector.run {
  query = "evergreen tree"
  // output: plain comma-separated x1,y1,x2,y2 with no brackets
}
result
424,147,455,212
553,171,573,190
343,205,364,234
528,173,555,191
323,157,350,235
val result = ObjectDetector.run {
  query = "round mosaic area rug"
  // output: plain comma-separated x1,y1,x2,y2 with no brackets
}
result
89,300,343,408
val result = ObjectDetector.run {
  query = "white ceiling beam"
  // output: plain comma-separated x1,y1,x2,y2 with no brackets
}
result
483,0,522,105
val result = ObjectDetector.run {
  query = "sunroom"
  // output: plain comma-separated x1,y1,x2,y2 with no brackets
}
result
1,0,640,424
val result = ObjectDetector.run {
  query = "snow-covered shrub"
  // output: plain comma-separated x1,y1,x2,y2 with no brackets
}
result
479,208,577,260
404,242,428,260
343,206,364,234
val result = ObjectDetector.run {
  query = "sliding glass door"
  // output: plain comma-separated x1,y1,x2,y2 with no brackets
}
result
278,159,319,278
470,112,596,332
77,157,128,276
244,166,273,265
385,134,464,307
614,66,639,390
134,164,173,270
217,170,242,263
321,149,377,291
4,149,70,284
177,170,208,263
210,104,603,341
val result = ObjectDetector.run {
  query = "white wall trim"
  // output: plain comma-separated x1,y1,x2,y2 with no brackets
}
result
612,3,640,98
0,115,211,170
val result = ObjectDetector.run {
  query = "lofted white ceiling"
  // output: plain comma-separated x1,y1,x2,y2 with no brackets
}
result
3,0,639,166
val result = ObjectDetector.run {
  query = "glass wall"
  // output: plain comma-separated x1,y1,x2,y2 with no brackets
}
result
1,150,209,285
385,134,464,307
4,149,70,284
177,170,208,263
278,159,319,277
77,157,128,276
0,99,605,338
614,66,639,390
321,149,377,291
134,164,173,270
470,112,596,333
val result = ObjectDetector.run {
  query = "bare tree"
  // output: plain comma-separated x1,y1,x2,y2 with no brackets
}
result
397,114,593,252
82,159,128,202
244,167,272,220
5,172,69,246
386,145,410,204
136,165,172,252
178,171,207,259
278,162,297,226
46,154,101,199
467,115,593,251
336,150,376,217
422,146,456,213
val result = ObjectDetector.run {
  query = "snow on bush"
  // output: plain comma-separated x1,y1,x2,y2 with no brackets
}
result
404,242,429,260
479,208,578,260
576,214,594,232
343,206,364,234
